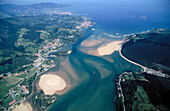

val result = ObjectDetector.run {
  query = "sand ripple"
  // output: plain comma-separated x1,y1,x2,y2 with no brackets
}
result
39,74,66,95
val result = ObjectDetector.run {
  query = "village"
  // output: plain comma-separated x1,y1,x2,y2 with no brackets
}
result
0,15,95,110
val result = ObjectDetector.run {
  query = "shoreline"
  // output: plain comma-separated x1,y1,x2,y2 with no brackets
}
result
115,29,170,111
97,40,122,56
80,38,122,56
119,47,146,71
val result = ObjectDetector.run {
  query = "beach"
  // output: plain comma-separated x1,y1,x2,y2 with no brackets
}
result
14,102,32,111
80,36,122,57
39,74,66,95
97,41,122,56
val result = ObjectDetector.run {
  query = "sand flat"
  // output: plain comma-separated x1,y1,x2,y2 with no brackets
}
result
97,41,122,56
14,102,32,111
81,39,103,47
39,74,66,95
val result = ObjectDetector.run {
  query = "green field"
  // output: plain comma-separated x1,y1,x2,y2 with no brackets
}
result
2,95,13,107
4,76,23,87
0,76,22,99
117,72,170,111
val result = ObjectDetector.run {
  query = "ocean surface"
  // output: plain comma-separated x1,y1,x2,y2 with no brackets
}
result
63,0,170,34
47,0,170,111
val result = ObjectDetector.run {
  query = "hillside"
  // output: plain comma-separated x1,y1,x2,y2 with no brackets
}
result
0,14,86,74
115,72,170,111
122,29,170,73
0,3,67,18
0,3,94,110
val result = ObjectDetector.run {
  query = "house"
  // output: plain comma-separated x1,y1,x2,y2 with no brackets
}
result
9,100,16,106
21,85,29,94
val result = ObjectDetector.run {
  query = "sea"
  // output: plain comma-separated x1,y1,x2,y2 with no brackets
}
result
47,0,170,111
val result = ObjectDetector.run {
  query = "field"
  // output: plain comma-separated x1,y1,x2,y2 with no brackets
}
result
117,72,170,111
4,76,23,87
0,76,22,99
1,95,13,107
0,2,94,110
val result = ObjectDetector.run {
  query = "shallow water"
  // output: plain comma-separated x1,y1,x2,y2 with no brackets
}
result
47,0,169,110
48,29,141,111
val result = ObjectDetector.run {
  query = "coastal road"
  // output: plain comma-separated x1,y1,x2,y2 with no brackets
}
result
119,47,147,71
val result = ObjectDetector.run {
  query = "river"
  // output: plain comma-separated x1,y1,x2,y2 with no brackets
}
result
40,0,170,110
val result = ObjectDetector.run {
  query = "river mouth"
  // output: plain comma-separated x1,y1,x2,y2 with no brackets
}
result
33,0,170,109
43,30,141,111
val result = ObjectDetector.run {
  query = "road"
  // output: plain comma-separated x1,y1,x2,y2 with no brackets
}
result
119,47,147,71
118,74,126,111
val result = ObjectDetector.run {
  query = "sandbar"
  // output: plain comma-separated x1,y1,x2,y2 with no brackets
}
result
39,74,66,95
97,41,122,56
14,102,32,111
81,39,104,47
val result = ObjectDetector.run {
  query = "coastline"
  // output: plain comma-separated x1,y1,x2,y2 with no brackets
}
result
97,40,122,56
119,47,146,71
1,1,169,111
0,9,95,110
80,37,122,56
115,29,170,111
115,37,144,111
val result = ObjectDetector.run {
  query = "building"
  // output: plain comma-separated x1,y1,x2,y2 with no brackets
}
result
21,85,29,94
9,100,16,106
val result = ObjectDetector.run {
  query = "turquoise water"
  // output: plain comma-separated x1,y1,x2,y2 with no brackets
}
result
49,31,141,111
0,0,169,110
49,0,170,111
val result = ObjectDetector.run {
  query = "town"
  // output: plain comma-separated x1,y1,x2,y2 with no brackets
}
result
0,13,94,110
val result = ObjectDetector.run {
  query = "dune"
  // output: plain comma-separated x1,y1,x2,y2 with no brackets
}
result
97,41,122,56
39,74,66,95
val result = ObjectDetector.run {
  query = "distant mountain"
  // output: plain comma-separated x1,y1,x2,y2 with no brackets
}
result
0,3,67,10
0,3,68,18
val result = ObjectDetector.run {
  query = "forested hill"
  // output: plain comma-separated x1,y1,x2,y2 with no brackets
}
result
122,29,170,74
0,3,68,18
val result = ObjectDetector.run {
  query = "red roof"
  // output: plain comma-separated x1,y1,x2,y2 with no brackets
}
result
9,100,16,106
22,85,29,94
